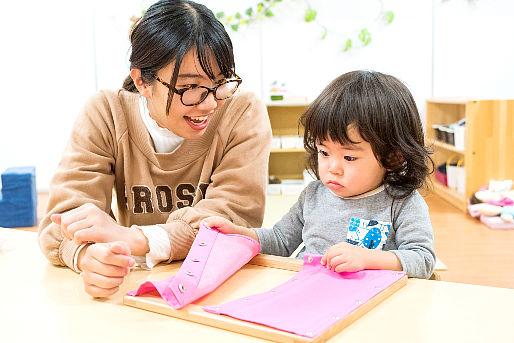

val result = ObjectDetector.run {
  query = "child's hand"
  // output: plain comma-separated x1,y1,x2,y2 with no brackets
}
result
202,216,238,234
78,241,135,298
321,242,369,273
202,216,260,242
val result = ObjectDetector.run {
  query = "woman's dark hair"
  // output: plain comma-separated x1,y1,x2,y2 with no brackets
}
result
300,70,434,199
122,0,235,113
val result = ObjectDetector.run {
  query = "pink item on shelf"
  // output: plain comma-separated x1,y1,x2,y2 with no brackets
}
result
127,223,261,309
434,168,447,186
203,254,406,339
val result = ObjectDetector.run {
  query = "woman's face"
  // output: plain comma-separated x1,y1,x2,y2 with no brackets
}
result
145,49,226,139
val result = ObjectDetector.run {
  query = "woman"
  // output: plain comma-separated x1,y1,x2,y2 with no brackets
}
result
38,0,271,297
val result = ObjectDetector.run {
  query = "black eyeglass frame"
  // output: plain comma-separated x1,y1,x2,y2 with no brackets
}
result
154,75,242,106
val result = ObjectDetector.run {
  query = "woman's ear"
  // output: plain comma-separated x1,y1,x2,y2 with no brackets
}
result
130,68,152,98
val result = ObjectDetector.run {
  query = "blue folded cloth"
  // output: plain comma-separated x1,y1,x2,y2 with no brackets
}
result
0,166,37,227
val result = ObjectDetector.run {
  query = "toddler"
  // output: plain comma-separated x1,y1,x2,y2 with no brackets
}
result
204,70,436,279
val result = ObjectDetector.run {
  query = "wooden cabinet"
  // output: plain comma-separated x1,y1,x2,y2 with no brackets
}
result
426,98,514,212
266,102,309,181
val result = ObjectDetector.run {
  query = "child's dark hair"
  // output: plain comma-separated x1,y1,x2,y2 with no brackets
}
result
300,70,434,199
122,0,235,113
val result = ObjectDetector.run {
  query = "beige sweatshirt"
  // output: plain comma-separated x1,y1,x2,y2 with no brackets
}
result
38,89,271,271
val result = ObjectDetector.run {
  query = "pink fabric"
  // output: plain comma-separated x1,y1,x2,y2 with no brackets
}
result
127,223,261,309
487,198,514,207
204,254,406,338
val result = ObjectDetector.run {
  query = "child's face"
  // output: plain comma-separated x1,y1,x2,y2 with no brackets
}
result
316,126,386,198
145,49,226,139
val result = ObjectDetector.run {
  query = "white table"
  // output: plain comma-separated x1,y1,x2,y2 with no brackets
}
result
1,228,514,342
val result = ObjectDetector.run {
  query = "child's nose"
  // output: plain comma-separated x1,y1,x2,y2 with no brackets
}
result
328,161,343,176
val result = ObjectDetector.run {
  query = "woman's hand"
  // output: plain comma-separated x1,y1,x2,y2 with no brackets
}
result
202,216,259,242
321,242,369,273
78,241,135,298
51,203,148,256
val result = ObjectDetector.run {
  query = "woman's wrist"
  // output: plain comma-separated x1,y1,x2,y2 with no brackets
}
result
128,226,150,256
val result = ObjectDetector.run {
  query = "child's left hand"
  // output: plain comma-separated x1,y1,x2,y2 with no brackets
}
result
321,242,369,273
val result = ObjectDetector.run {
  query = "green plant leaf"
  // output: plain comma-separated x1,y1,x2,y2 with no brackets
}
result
358,28,371,46
215,11,224,19
245,7,253,17
321,26,327,40
227,16,233,22
383,11,394,24
344,38,352,52
231,24,239,31
257,3,263,12
235,12,241,19
304,8,317,22
265,8,274,17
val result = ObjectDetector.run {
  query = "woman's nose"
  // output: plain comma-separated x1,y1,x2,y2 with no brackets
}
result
196,92,218,111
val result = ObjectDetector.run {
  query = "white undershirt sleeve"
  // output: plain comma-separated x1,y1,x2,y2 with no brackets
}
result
133,225,171,269
73,243,87,272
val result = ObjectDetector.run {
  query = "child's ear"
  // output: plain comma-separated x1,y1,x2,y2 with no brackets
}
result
384,151,405,170
130,68,152,98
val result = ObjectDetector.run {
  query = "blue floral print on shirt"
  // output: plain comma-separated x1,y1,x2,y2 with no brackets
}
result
346,217,391,250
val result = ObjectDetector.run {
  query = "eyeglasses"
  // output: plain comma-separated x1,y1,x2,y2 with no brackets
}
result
155,75,242,106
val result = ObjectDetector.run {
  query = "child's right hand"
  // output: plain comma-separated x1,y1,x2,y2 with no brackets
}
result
202,216,260,242
202,216,239,234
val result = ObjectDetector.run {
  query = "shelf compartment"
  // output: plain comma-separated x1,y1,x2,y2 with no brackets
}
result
267,105,308,136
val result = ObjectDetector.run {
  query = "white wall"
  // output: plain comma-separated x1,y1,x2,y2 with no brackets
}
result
0,1,96,192
0,0,513,191
433,0,514,98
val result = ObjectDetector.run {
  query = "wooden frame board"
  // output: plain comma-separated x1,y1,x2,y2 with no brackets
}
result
124,254,407,342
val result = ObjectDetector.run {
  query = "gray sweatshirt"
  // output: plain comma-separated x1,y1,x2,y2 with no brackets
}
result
255,181,436,279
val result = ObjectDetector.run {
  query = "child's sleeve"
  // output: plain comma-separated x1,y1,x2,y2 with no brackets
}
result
253,189,307,257
390,192,436,279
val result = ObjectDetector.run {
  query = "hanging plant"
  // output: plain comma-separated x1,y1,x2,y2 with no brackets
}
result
214,0,394,53
302,1,394,52
215,0,283,32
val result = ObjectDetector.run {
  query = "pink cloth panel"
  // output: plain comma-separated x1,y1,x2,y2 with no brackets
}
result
127,223,261,309
204,254,405,338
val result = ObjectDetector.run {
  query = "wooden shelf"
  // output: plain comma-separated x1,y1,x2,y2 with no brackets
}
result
270,148,305,153
427,97,469,105
426,98,514,212
431,178,467,212
429,139,465,154
270,173,303,180
266,101,309,107
267,103,309,181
